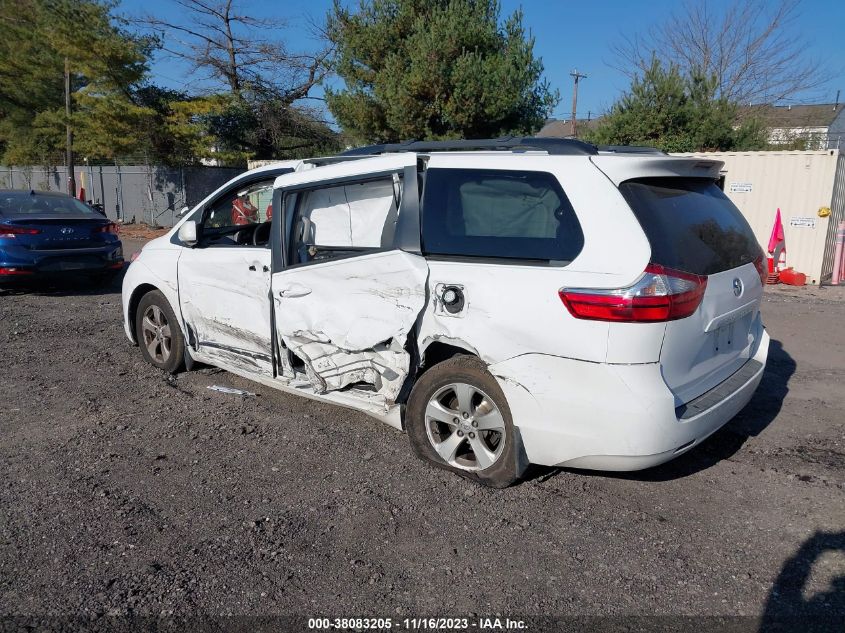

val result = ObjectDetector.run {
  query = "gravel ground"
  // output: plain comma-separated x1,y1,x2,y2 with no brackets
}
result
1,238,843,629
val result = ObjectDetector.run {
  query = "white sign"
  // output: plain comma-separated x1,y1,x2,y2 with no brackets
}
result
789,216,817,228
729,182,753,193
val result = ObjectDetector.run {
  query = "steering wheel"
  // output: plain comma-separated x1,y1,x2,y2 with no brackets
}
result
252,221,272,246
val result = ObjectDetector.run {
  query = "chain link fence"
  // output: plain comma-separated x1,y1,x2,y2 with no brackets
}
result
0,164,244,227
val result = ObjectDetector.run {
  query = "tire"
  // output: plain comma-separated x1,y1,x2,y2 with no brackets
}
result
406,355,528,488
135,290,185,374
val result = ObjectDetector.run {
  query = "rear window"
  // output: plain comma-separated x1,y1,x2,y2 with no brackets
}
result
0,192,97,216
619,178,762,275
421,168,584,262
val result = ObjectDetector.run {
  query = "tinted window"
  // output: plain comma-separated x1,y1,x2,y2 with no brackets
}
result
421,169,584,262
619,178,762,275
0,192,97,216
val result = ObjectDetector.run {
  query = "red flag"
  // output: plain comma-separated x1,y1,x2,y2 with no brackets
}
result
767,208,785,254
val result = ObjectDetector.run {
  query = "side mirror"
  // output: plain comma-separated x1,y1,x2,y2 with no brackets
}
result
178,220,198,246
177,205,191,217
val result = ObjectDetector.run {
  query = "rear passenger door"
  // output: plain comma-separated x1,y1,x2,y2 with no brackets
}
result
270,155,428,403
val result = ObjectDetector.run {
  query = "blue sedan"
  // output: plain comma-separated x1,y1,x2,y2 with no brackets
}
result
0,189,123,283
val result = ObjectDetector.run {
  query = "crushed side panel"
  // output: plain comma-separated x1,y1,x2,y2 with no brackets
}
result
273,250,428,402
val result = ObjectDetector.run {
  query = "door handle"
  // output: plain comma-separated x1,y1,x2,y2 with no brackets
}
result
277,283,312,298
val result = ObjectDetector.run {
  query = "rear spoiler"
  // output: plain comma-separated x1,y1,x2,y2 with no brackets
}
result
590,155,724,185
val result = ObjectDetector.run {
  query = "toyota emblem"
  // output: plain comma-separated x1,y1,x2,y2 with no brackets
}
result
732,278,743,297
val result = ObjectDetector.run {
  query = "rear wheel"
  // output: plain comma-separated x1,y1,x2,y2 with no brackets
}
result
406,355,527,488
135,290,185,373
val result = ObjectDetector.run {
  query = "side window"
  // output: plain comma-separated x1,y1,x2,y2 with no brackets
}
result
289,177,401,265
421,168,584,263
200,180,275,246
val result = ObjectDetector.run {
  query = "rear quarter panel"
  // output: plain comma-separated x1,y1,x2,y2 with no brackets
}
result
418,154,651,365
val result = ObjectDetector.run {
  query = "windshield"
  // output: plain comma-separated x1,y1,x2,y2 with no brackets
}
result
619,177,762,275
0,192,98,216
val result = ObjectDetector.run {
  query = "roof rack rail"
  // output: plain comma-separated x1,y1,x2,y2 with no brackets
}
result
340,136,599,157
597,145,666,155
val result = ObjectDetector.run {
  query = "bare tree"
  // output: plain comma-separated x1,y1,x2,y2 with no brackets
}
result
134,0,330,104
611,0,830,105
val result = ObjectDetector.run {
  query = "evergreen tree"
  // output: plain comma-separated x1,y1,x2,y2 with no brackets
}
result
325,0,558,143
0,0,154,164
585,58,766,152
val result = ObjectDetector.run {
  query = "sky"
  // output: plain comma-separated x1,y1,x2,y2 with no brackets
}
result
119,0,845,122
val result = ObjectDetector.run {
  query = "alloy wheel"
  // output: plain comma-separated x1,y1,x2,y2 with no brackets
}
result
141,304,172,364
424,382,506,471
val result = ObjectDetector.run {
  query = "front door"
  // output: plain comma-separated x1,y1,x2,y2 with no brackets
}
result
270,154,428,403
178,177,276,375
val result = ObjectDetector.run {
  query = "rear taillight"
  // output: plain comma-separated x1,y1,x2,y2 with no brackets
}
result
0,224,40,238
559,264,708,323
752,252,767,287
95,222,119,235
0,267,33,275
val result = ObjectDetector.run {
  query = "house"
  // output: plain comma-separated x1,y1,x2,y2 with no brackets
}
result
747,103,845,150
537,117,604,139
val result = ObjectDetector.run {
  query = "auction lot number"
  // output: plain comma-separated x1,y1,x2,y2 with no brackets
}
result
308,617,478,630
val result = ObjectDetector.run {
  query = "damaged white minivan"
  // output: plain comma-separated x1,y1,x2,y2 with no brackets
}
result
122,138,770,487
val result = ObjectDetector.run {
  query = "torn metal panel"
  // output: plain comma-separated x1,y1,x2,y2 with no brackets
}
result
272,250,428,399
285,337,407,401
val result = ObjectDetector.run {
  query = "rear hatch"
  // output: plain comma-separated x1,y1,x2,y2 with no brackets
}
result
618,177,765,404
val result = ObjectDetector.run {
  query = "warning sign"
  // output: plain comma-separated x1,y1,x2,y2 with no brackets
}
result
789,216,817,228
729,182,753,193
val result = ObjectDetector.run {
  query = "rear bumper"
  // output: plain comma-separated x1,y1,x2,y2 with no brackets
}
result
490,329,770,470
0,242,123,278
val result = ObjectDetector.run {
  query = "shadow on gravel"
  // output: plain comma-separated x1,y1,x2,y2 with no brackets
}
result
759,530,845,633
524,338,796,485
0,268,125,298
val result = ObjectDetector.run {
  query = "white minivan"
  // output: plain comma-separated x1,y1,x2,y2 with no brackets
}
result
122,138,769,487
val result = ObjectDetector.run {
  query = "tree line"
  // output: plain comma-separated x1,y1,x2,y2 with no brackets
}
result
0,0,828,169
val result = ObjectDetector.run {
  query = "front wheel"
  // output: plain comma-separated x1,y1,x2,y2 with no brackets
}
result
405,355,527,488
135,290,185,374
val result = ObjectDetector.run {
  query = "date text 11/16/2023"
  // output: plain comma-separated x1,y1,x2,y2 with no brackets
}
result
307,617,528,630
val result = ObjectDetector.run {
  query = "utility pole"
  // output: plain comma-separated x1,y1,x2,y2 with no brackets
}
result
569,69,587,137
65,57,76,197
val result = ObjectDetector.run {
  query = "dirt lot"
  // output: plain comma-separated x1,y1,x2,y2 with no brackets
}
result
1,238,843,629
